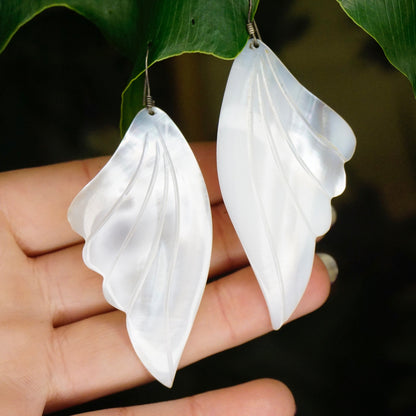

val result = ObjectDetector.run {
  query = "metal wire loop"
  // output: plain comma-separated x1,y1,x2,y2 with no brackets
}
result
143,45,155,115
247,0,262,47
246,22,256,37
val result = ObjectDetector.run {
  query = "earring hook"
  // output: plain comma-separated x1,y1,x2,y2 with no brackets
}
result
143,45,155,115
247,0,262,47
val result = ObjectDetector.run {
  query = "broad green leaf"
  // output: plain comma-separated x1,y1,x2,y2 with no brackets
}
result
0,0,259,135
337,0,416,96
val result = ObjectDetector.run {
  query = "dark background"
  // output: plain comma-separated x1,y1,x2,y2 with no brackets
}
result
0,0,415,414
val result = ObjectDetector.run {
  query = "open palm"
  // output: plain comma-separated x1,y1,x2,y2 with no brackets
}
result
0,142,330,415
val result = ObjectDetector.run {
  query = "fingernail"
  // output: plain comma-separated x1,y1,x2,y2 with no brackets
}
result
317,253,339,283
331,205,337,227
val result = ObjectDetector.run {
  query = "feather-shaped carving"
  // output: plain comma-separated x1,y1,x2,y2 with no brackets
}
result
68,107,212,387
217,40,356,330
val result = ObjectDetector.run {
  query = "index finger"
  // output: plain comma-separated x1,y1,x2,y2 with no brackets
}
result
0,142,220,256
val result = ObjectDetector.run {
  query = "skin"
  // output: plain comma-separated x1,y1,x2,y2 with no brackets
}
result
0,142,331,415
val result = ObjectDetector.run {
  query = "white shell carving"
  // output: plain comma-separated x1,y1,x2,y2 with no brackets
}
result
217,40,356,330
68,107,212,387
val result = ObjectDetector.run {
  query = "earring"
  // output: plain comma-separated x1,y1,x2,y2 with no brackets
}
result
217,1,356,330
68,48,212,388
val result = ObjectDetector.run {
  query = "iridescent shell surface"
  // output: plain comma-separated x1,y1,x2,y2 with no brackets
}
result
68,107,212,387
217,40,356,330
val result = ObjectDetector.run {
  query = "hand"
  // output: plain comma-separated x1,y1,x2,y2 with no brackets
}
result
0,142,331,415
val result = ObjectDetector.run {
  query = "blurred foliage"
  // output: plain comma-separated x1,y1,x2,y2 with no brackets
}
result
338,0,416,96
0,0,259,134
1,0,415,135
0,8,130,169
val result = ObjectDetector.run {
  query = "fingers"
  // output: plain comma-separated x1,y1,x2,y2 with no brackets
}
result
288,255,331,321
77,379,296,416
0,157,108,256
46,256,330,411
191,142,222,204
210,202,248,277
184,255,330,366
0,143,220,256
36,199,247,326
34,244,112,327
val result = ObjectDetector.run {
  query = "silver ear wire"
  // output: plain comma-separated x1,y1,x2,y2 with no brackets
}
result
143,45,155,115
247,0,262,47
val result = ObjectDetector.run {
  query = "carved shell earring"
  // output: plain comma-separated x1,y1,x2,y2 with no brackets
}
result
217,1,356,330
68,47,212,388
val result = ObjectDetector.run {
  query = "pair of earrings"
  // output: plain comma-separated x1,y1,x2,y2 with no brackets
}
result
68,3,356,388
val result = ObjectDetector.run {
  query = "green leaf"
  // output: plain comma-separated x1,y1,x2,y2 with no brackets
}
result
337,0,416,96
0,0,259,135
